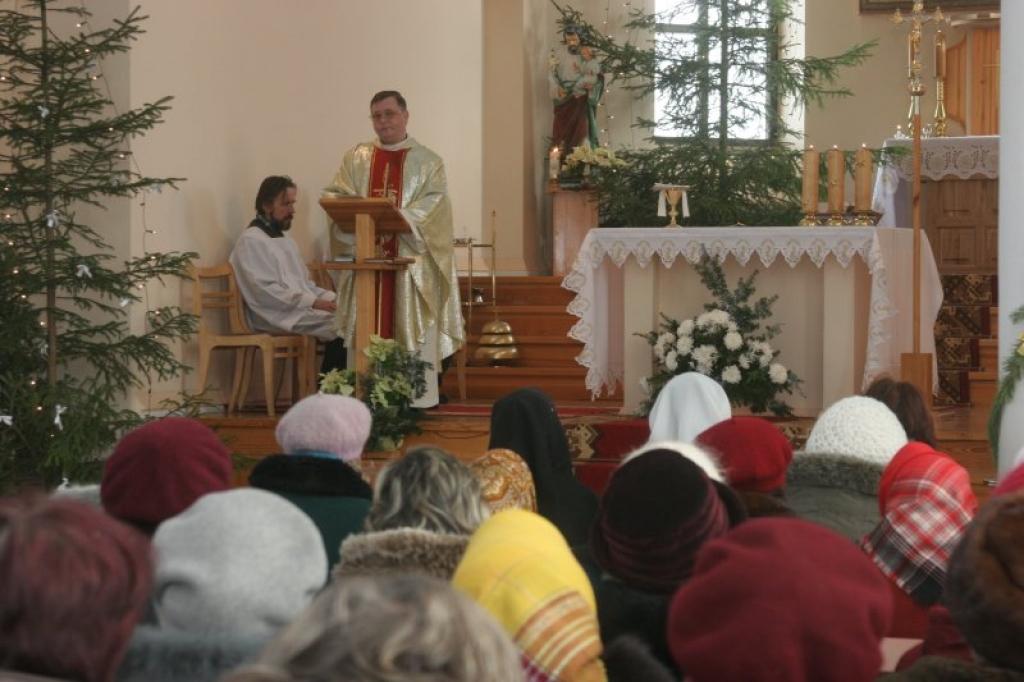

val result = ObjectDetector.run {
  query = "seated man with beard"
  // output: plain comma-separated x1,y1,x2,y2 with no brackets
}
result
229,175,346,373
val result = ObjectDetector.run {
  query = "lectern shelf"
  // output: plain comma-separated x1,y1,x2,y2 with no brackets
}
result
318,197,412,377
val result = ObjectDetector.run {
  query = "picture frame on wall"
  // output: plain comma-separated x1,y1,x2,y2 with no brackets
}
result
859,0,998,12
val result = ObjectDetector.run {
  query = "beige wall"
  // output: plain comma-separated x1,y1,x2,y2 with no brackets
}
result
120,0,482,401
804,0,969,149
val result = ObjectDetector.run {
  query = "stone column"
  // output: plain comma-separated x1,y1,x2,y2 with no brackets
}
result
997,3,1023,474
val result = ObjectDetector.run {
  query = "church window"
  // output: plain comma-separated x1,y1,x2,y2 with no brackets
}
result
653,0,775,141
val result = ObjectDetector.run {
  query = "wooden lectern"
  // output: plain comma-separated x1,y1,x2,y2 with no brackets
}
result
318,197,412,376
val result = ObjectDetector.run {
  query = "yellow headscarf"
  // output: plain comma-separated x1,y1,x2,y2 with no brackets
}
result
452,509,606,682
468,449,538,513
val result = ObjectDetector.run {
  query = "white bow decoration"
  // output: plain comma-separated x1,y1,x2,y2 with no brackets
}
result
54,404,67,430
75,263,92,278
45,210,60,228
0,415,12,426
38,105,49,118
119,297,132,308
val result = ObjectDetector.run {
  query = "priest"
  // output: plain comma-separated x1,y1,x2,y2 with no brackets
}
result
323,90,463,407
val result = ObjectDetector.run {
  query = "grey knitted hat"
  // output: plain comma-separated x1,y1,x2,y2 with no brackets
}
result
803,396,908,467
152,488,328,638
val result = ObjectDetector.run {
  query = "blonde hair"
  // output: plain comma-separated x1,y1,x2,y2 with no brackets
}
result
364,446,490,535
222,574,523,682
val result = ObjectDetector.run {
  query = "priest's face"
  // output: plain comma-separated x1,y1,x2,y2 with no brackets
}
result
371,96,409,145
266,187,297,230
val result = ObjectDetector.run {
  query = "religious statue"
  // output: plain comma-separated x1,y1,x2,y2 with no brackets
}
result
549,24,604,151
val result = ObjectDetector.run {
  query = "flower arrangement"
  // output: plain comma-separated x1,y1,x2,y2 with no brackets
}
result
562,144,629,172
319,335,431,452
639,256,801,416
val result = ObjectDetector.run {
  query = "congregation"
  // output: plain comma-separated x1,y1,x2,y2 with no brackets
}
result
2,374,1023,682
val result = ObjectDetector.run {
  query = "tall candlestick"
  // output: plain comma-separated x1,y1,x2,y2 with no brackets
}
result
801,146,819,217
934,28,946,79
854,144,873,213
826,146,845,218
548,146,560,181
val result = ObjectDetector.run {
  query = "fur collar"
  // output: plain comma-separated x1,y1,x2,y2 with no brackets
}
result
787,452,883,497
334,528,469,581
249,455,372,499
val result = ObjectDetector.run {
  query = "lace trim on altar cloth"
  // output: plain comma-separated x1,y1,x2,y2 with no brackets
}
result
884,135,999,181
560,227,896,399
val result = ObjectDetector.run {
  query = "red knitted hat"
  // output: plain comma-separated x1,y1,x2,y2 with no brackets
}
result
696,417,793,493
101,418,232,528
668,518,892,682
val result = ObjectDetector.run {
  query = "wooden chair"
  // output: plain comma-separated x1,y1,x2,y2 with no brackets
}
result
191,263,309,417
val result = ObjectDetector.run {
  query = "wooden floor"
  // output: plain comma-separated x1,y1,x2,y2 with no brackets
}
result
205,399,997,499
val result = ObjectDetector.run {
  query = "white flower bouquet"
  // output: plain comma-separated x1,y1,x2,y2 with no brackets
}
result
641,307,800,416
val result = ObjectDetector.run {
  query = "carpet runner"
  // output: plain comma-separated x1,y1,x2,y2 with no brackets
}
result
934,274,997,405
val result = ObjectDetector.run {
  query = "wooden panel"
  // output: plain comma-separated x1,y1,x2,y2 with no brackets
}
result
551,189,598,276
969,27,1000,135
923,178,998,274
945,36,968,129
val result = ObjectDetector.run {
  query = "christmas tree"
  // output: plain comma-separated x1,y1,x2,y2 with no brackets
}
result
0,1,196,489
554,0,876,226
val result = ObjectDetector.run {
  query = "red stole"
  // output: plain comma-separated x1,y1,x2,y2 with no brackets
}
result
367,146,409,339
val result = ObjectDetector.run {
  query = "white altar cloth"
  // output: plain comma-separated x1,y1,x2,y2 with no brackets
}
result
872,136,999,228
562,227,942,414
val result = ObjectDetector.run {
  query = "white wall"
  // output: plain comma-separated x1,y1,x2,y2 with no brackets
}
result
121,0,482,401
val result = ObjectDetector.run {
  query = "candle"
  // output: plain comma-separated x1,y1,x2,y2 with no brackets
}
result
934,29,946,79
801,145,819,216
549,146,560,181
854,144,873,212
826,146,845,215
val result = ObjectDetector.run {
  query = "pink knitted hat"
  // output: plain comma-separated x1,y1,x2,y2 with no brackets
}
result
275,394,372,462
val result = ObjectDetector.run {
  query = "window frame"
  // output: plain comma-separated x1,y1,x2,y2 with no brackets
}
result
652,0,779,144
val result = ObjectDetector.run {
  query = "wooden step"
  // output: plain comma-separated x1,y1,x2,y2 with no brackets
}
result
464,335,583,367
459,275,574,307
979,338,998,372
968,368,997,408
465,305,575,337
442,365,615,402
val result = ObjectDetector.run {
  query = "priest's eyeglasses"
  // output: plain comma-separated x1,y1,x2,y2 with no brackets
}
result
370,110,402,122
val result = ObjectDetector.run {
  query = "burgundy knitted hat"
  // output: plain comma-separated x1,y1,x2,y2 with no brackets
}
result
590,448,744,594
696,416,794,493
101,417,232,528
667,518,892,682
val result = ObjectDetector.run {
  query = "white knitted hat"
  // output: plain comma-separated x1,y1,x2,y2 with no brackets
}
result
153,488,328,638
803,396,908,466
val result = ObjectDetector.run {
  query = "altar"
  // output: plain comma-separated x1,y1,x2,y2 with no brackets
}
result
562,227,943,416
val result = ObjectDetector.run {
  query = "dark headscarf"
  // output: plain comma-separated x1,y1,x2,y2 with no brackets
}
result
488,388,598,547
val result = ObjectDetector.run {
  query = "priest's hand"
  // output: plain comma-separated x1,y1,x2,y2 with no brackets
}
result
312,298,337,313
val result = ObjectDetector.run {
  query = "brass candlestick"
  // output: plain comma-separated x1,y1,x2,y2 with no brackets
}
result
471,211,519,365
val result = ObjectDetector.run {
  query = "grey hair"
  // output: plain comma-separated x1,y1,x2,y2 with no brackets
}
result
364,446,490,535
222,574,524,682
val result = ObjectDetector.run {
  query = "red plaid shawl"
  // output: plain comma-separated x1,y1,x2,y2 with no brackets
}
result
861,442,978,600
